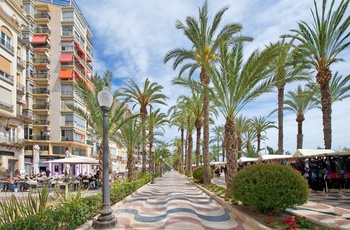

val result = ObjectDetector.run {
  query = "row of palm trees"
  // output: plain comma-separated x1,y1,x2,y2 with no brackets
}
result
67,0,349,200
164,0,350,198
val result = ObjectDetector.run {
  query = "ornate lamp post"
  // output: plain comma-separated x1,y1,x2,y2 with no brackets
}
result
92,86,117,229
151,146,155,184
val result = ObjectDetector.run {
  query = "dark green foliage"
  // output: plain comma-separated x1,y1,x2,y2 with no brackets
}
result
231,163,309,214
193,166,214,183
0,175,151,229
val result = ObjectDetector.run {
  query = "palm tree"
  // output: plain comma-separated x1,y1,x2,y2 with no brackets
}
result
285,0,350,149
235,115,250,158
249,116,277,155
122,78,168,173
164,1,251,184
171,137,183,171
211,41,277,197
168,101,188,173
147,108,169,179
113,116,144,182
241,129,257,158
211,125,224,162
67,71,131,179
283,85,317,149
267,39,310,154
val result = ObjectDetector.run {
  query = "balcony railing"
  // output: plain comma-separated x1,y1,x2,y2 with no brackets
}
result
0,70,14,84
33,135,50,140
35,27,50,34
34,120,50,125
0,37,14,54
17,57,26,69
62,31,73,36
33,88,50,94
34,13,51,20
86,140,94,145
34,58,50,64
33,43,50,49
32,73,50,80
33,104,50,110
16,83,25,93
61,91,74,96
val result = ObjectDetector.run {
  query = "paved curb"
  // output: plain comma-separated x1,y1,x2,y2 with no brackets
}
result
191,181,270,230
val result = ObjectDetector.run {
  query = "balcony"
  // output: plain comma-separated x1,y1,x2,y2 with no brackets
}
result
86,140,94,145
34,12,51,20
33,43,50,50
16,83,25,95
33,135,50,141
34,120,50,125
35,27,51,34
17,57,26,70
33,88,50,95
33,104,50,110
0,70,14,84
0,137,25,150
32,73,50,81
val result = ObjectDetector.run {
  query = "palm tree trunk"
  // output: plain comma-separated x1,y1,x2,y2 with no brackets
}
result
181,128,184,173
257,133,261,155
187,133,193,176
184,130,188,174
296,114,305,149
317,69,332,149
126,149,135,182
195,122,201,166
277,86,284,154
141,128,147,173
202,88,210,184
224,119,238,198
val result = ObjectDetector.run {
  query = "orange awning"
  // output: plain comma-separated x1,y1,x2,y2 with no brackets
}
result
59,69,73,79
86,80,94,92
59,54,73,62
32,35,47,44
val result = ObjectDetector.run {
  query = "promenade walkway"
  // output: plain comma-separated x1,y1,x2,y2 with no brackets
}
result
78,170,260,230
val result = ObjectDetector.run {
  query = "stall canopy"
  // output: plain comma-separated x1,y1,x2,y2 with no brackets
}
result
292,149,338,158
258,154,293,161
238,157,259,163
42,156,98,165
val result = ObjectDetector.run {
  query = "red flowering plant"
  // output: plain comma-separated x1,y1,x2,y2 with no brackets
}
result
281,216,315,230
266,216,279,229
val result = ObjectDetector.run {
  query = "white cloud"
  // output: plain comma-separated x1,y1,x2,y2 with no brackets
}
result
76,0,350,153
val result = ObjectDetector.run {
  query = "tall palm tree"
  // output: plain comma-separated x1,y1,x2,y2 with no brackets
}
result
267,39,310,154
147,108,169,179
235,115,250,158
249,116,277,155
211,41,277,197
122,78,168,173
113,116,144,182
164,1,251,184
283,85,317,149
285,0,350,149
171,137,183,171
241,129,257,158
168,101,188,173
67,71,131,179
211,125,224,162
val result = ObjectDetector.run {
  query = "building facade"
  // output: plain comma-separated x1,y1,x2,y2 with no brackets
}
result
0,0,28,177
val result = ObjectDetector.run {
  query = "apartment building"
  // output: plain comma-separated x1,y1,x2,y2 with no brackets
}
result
1,0,128,178
0,0,29,177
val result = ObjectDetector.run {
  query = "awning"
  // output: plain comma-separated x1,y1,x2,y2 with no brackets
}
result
59,54,73,62
59,69,73,79
32,35,47,44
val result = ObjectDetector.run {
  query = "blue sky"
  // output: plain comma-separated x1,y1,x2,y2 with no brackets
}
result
76,0,350,154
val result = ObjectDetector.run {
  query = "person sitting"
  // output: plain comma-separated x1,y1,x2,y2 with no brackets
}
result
6,177,17,192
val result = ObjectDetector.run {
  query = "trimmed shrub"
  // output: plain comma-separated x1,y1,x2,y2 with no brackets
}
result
193,166,214,183
231,163,309,214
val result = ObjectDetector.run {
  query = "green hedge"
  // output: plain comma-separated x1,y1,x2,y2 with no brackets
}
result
193,166,214,183
0,174,151,229
231,163,309,214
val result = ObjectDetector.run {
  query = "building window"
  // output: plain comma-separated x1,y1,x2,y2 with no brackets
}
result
1,26,13,53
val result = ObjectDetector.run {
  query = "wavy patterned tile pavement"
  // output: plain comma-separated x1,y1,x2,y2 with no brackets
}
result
106,171,252,230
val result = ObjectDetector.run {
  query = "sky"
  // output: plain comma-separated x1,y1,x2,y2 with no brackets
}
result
75,0,350,155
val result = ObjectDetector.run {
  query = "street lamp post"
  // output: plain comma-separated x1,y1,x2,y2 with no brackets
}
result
151,146,155,184
92,86,117,229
